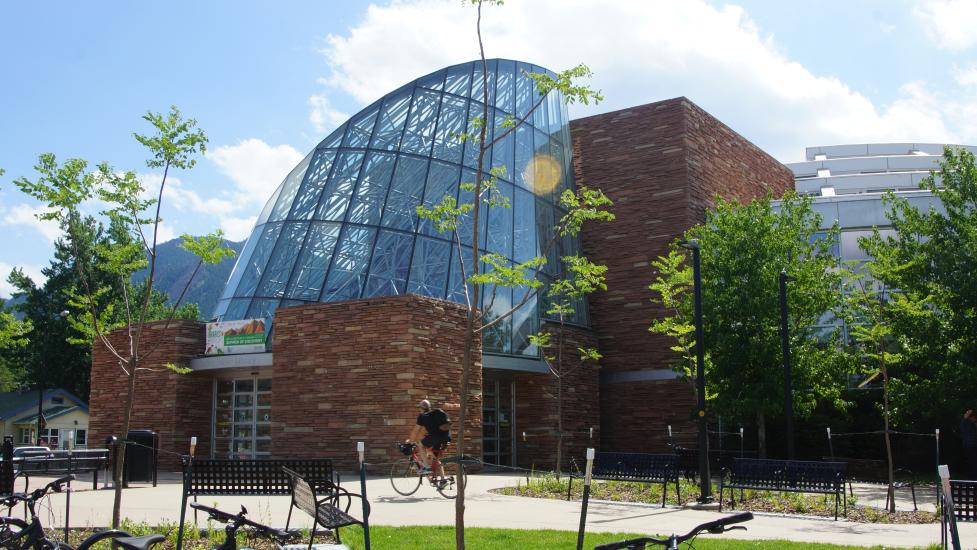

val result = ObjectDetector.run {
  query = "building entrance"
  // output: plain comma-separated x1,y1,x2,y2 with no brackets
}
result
212,376,272,459
483,376,516,468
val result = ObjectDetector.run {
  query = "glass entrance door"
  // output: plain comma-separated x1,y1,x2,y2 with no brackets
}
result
482,378,516,467
213,376,272,459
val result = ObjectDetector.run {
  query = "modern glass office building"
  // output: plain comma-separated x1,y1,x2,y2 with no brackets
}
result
214,59,582,357
785,143,959,343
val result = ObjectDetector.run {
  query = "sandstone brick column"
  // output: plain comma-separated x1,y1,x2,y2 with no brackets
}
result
89,320,210,470
270,295,482,471
571,97,793,452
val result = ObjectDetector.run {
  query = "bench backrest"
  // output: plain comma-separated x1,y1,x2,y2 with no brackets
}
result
282,466,318,519
185,458,333,496
16,449,108,475
730,458,846,492
593,452,677,482
950,480,977,523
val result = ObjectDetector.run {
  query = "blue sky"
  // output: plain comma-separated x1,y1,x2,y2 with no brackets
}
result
3,0,977,297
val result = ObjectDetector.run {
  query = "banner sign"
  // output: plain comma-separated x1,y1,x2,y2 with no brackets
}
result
205,319,268,355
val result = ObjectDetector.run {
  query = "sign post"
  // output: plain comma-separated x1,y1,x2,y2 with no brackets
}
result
576,448,595,550
358,442,371,550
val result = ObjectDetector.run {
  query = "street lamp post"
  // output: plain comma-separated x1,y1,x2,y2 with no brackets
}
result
779,270,795,460
679,239,711,503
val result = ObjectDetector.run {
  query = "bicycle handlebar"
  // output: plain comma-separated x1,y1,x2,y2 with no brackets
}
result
593,512,753,549
189,503,292,540
0,474,75,507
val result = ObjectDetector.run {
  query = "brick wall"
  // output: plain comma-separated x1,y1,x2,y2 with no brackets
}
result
571,96,793,451
270,294,482,471
512,322,600,470
89,321,210,470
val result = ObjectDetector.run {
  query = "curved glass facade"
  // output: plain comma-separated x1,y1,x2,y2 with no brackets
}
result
215,59,583,356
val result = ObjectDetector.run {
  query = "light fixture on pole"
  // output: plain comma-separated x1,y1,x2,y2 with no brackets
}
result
779,270,795,460
679,239,712,503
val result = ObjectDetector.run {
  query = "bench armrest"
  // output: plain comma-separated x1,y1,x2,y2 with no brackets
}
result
318,486,369,515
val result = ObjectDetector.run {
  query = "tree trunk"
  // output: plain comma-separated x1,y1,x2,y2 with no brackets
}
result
555,322,565,478
112,356,136,528
882,363,896,513
455,308,476,550
556,377,564,478
757,411,767,459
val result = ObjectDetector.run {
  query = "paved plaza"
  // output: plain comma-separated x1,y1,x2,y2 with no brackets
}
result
5,472,966,548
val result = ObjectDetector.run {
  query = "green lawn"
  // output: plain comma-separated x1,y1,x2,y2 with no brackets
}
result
336,525,941,549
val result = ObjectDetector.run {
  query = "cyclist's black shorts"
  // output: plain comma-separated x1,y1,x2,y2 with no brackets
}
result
422,435,449,451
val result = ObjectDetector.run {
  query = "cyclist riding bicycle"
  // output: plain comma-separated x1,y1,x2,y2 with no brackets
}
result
405,399,451,478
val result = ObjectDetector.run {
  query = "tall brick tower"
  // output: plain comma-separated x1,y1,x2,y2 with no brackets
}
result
571,97,793,451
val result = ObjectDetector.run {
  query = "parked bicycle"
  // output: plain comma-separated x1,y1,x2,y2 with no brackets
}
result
390,442,466,499
593,512,754,550
190,502,297,550
0,474,157,550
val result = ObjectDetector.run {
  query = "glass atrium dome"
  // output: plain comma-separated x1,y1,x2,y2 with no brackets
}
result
215,59,582,356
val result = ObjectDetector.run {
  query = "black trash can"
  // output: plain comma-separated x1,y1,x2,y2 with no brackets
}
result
124,430,158,486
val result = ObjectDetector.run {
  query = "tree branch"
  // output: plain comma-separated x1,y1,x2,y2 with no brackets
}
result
133,160,170,357
485,93,546,151
476,285,541,334
66,216,126,365
142,257,204,363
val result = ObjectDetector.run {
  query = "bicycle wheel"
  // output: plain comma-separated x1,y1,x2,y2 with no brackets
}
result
390,459,422,496
436,462,467,499
0,517,30,550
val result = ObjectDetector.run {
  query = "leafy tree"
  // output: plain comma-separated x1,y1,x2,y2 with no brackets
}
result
529,255,607,476
5,216,198,400
860,147,977,430
14,107,234,528
417,2,608,546
649,193,849,456
0,298,31,392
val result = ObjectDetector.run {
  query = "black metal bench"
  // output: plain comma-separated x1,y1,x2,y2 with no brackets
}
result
568,452,680,507
15,449,109,491
719,458,847,520
176,458,338,550
825,456,917,511
939,470,974,549
283,466,368,549
948,479,977,522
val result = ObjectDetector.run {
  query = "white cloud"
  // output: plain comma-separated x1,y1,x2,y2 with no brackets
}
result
309,89,349,133
320,0,975,161
156,176,236,217
220,216,257,242
1,204,61,242
0,262,46,298
914,0,977,50
150,220,177,244
207,139,304,204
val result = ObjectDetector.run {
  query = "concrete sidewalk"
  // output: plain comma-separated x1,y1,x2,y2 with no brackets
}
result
6,472,962,548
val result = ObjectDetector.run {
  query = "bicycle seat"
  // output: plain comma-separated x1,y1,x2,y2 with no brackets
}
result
113,534,166,550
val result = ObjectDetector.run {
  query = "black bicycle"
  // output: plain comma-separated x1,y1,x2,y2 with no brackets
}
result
0,474,160,550
593,512,754,550
189,503,297,550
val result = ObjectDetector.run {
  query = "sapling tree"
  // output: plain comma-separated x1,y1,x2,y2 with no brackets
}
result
842,260,930,514
417,2,609,546
14,107,235,528
529,254,607,477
